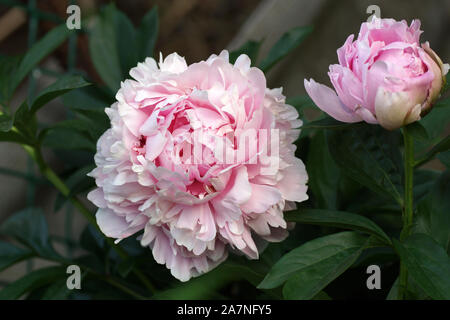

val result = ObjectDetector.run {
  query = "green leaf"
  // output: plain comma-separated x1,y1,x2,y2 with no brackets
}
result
306,131,340,209
438,150,450,168
51,118,95,135
258,232,369,291
49,116,104,143
30,75,90,114
420,100,450,142
387,275,430,300
80,224,106,257
229,40,261,65
89,4,123,92
114,9,138,78
62,85,111,110
41,279,72,300
441,72,450,94
312,291,332,300
281,234,375,300
70,108,109,140
67,165,95,190
12,24,71,94
405,122,428,141
0,55,21,103
259,25,313,72
386,277,400,300
54,164,95,211
61,86,111,140
414,98,450,156
117,259,135,278
0,266,66,300
302,116,358,130
413,171,450,251
154,263,241,300
13,102,37,141
89,5,157,85
0,208,57,258
0,130,29,144
137,7,159,61
353,247,398,268
0,167,46,184
285,209,391,245
327,124,404,204
0,113,13,132
413,169,441,203
42,127,96,152
393,234,450,300
434,97,450,108
415,135,450,167
0,241,32,272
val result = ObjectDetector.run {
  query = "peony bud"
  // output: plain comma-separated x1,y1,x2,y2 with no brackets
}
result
305,17,449,130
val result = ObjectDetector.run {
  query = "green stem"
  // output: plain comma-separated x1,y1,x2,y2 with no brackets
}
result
401,129,414,240
398,127,415,299
22,142,157,294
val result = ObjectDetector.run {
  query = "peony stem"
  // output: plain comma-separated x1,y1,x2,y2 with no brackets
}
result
398,126,415,299
21,141,157,294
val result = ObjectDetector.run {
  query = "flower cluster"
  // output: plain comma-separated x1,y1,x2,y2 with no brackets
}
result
88,51,308,281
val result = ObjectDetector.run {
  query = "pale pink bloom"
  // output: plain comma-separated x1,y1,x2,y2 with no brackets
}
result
88,51,308,281
305,17,449,130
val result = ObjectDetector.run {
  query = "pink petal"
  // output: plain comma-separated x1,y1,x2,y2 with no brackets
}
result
96,208,142,239
241,184,282,214
304,79,362,123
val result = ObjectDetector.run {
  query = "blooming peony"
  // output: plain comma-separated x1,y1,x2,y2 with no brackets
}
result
304,17,449,130
87,51,308,281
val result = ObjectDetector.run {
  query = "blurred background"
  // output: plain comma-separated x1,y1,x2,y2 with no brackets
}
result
0,0,449,290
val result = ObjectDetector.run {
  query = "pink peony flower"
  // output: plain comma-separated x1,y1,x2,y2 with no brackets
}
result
87,51,308,281
304,17,449,130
